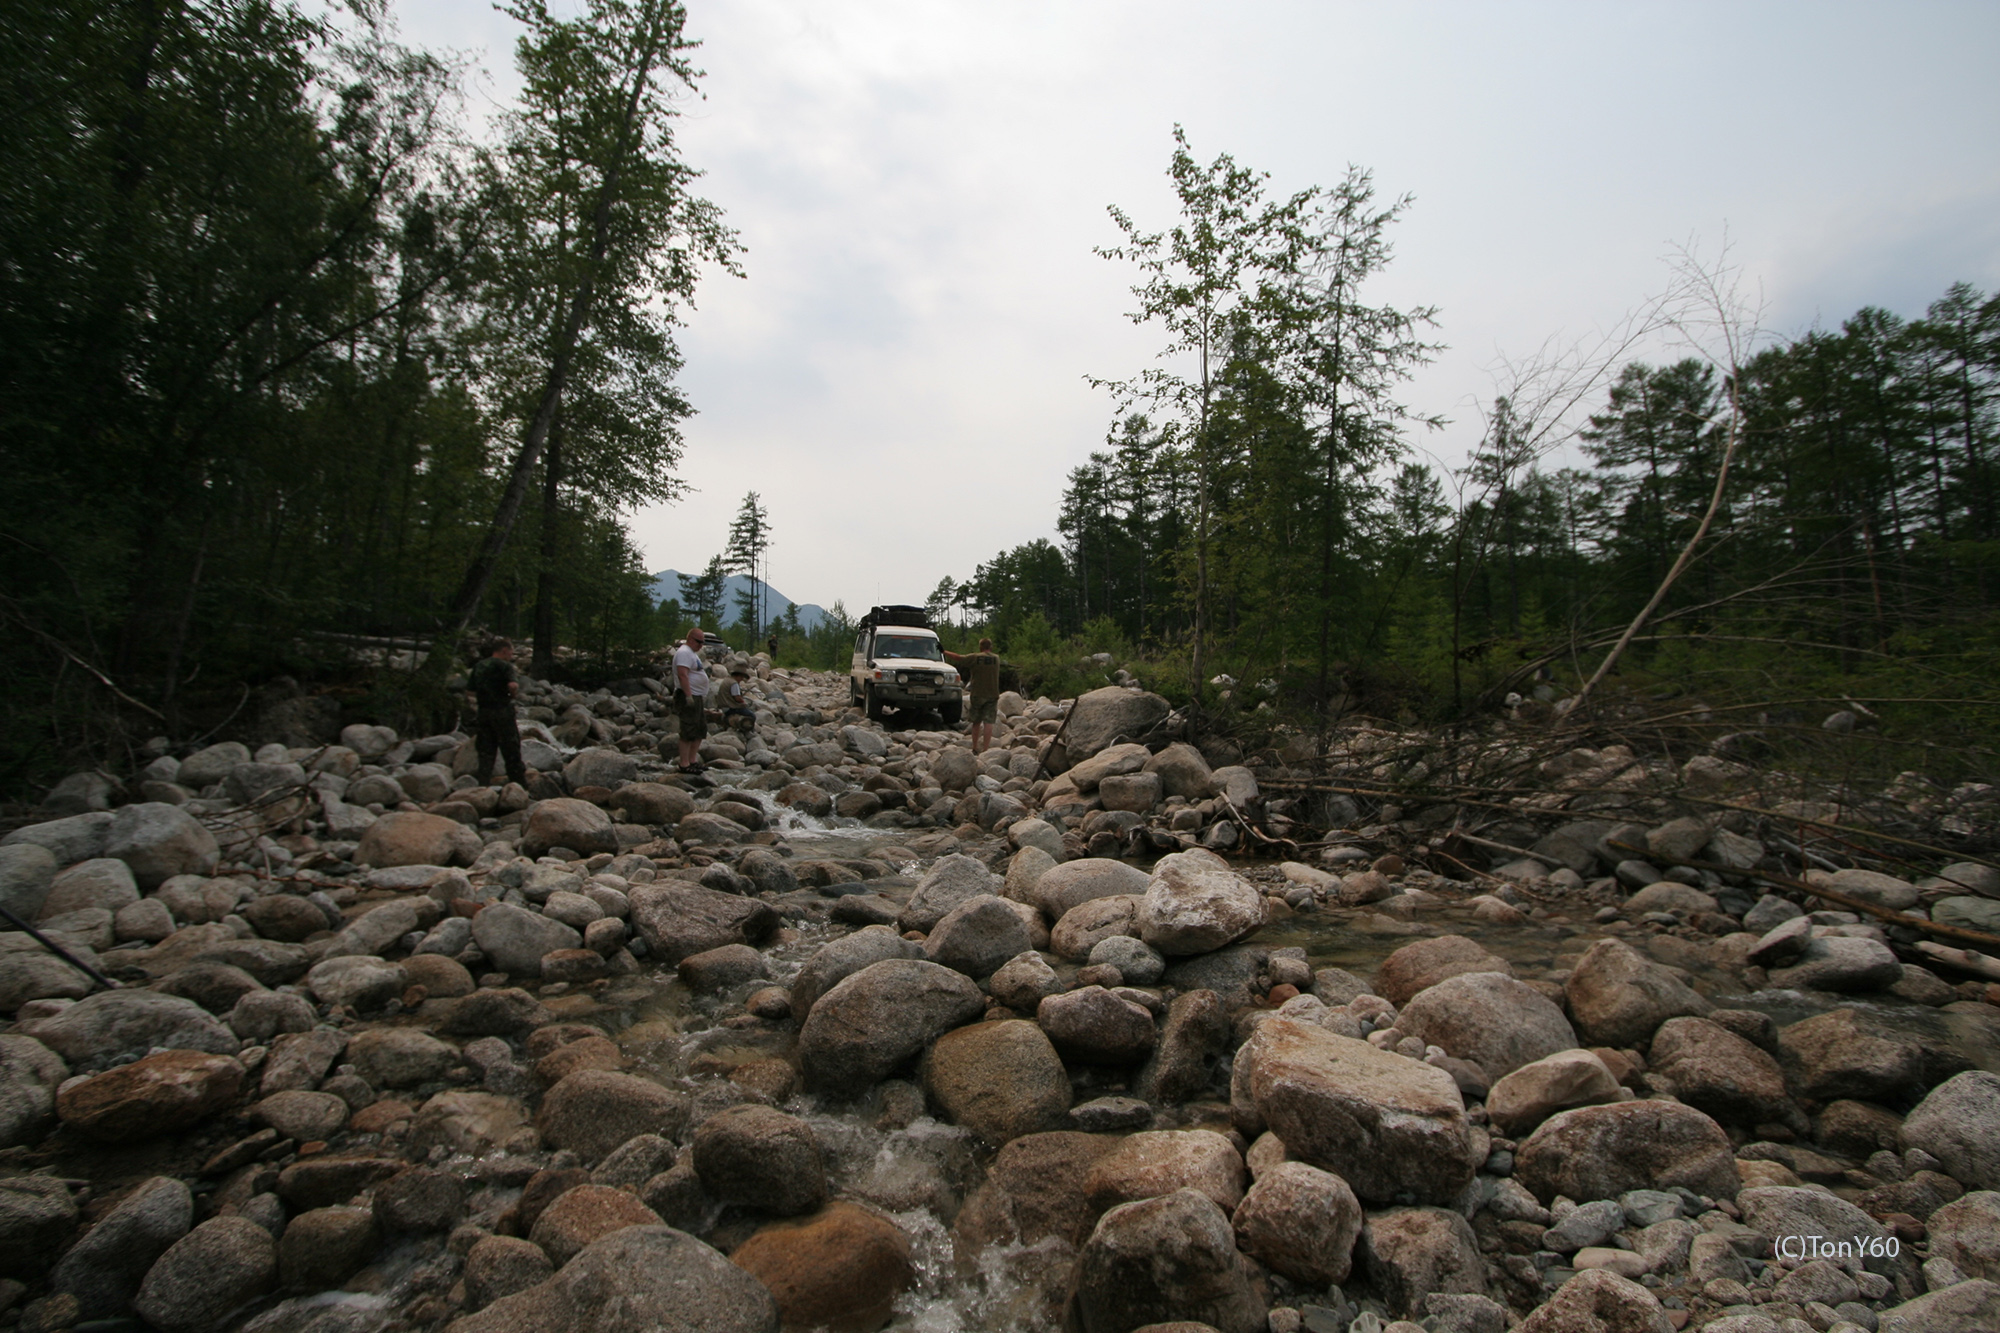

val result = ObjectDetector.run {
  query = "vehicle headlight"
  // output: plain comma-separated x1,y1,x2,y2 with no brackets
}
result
896,672,908,685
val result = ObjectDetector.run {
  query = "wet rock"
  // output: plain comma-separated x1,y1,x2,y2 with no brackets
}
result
1084,1129,1245,1216
534,1034,622,1085
277,1205,378,1288
1622,881,1717,917
1038,985,1157,1064
1135,988,1230,1105
403,952,475,997
789,926,926,1021
607,781,695,826
953,1130,1121,1252
900,854,1005,933
1138,850,1265,956
0,1034,67,1147
134,1216,277,1333
20,988,236,1071
729,1202,910,1333
590,1133,676,1191
537,1070,689,1164
305,955,407,1010
1050,894,1143,961
628,882,778,965
408,1090,533,1157
988,950,1063,1012
520,798,620,857
1564,939,1711,1048
348,1028,459,1088
678,942,767,993
922,1019,1069,1144
1072,1188,1265,1333
275,1155,403,1210
1375,935,1514,1007
692,1104,829,1215
435,987,554,1037
1362,1206,1487,1317
1516,1268,1672,1333
1648,1016,1794,1127
1230,1159,1361,1286
1398,971,1577,1080
924,894,1032,979
372,1166,464,1232
1901,1071,2000,1190
1778,1008,1924,1102
254,1089,350,1141
48,1175,191,1318
530,1184,662,1266
57,1049,243,1140
798,958,984,1095
451,1225,779,1333
1486,1048,1623,1136
1515,1100,1740,1204
1236,1018,1477,1207
463,1234,554,1311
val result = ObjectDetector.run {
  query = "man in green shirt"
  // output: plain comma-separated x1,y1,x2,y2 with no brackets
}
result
467,637,527,788
943,637,1001,754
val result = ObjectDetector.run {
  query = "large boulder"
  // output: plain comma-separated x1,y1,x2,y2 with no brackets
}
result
922,1019,1070,1144
953,1131,1121,1253
1736,1185,1894,1273
1050,895,1142,962
1927,1192,2000,1281
628,882,778,965
19,989,236,1072
607,782,696,826
1138,850,1265,957
1901,1071,2000,1191
1236,1018,1478,1206
1486,1049,1623,1136
692,1105,828,1216
1777,1007,1926,1102
1360,1206,1487,1317
0,1034,67,1147
727,1203,909,1333
0,844,58,919
471,903,582,977
1071,1189,1265,1333
1082,1128,1246,1216
356,811,479,868
1398,972,1577,1080
1515,1100,1740,1204
56,1050,244,1140
1647,1016,1794,1127
1,811,114,866
1516,1269,1672,1333
449,1225,779,1333
1877,1281,2000,1333
1030,858,1152,919
49,1175,192,1319
1374,936,1513,1007
798,959,984,1095
133,1216,276,1333
1231,1160,1363,1286
900,854,1004,933
1061,687,1173,766
1066,741,1151,793
104,804,220,888
923,894,1032,979
788,926,925,1021
1768,935,1905,992
1038,986,1157,1064
536,1070,690,1165
563,748,638,790
1564,938,1711,1048
520,799,620,857
1143,742,1215,799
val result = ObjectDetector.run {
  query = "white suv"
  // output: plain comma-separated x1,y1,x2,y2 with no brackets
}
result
850,605,963,725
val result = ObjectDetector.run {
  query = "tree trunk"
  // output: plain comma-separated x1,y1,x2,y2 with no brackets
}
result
532,417,563,676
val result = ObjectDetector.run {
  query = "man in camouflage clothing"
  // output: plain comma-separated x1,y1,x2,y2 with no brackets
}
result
468,637,527,788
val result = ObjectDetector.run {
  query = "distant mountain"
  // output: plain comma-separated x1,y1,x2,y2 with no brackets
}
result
649,569,829,633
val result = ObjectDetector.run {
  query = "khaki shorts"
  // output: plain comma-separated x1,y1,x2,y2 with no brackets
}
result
677,693,708,740
969,696,998,724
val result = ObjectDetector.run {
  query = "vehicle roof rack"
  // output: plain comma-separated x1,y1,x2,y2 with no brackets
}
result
861,604,932,630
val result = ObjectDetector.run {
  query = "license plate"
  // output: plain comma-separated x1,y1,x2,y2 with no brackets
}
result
908,687,933,696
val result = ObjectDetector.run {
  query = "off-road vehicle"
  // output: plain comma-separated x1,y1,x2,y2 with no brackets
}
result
849,604,963,724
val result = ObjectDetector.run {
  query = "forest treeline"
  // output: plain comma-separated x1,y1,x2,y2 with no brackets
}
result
1,0,739,789
933,135,2000,770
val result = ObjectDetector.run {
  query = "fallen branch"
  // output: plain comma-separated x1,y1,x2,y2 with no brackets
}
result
1914,941,2000,984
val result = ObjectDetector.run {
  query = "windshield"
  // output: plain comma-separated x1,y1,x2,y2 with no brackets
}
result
874,634,944,661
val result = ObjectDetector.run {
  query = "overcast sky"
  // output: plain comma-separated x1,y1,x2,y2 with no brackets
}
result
393,0,2000,615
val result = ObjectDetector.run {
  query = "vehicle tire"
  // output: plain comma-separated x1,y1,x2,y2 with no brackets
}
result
940,699,962,727
849,678,860,707
864,684,885,722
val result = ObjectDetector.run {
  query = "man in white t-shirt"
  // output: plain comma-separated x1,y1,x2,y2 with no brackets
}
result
672,628,710,773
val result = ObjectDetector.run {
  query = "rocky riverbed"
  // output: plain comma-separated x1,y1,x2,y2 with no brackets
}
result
1,662,1998,1333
